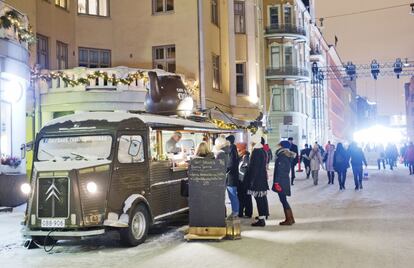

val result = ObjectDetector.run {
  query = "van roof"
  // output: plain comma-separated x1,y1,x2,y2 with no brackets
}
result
44,112,224,131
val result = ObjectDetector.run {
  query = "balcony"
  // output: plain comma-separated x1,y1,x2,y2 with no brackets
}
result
266,66,311,82
39,67,149,115
264,24,307,42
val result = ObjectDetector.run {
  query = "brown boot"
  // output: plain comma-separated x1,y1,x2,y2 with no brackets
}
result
279,209,295,226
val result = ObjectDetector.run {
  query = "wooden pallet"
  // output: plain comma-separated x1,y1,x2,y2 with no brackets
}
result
185,227,227,241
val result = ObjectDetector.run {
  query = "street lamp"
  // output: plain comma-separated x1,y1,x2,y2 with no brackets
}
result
393,58,403,79
345,62,356,81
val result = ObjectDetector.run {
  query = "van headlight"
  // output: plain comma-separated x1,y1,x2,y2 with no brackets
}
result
21,183,31,195
87,182,97,193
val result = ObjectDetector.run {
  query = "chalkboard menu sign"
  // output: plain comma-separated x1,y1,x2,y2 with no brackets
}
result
188,158,226,227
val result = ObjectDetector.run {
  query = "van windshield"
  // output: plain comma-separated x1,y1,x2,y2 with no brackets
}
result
37,135,113,161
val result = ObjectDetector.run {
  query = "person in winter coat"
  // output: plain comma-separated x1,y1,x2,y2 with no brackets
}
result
309,143,323,185
385,143,398,170
376,144,386,170
225,135,240,218
273,140,296,226
349,142,368,190
333,143,350,190
236,143,252,218
247,135,269,227
324,144,336,184
195,141,215,158
300,144,312,179
214,136,239,218
404,142,414,175
288,137,299,185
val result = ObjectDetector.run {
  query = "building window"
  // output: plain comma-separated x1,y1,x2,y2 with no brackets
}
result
56,41,68,69
285,88,295,111
152,45,176,73
55,0,67,9
78,47,111,68
284,46,293,66
283,4,292,25
78,0,109,16
212,54,220,91
269,6,280,27
272,88,282,111
37,34,49,70
234,1,245,33
236,63,246,94
270,45,280,69
211,0,219,26
152,0,174,14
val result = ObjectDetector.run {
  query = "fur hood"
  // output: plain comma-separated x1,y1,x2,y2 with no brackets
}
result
276,148,296,158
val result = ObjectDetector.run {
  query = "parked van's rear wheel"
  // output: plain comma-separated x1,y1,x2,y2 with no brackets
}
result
120,204,149,247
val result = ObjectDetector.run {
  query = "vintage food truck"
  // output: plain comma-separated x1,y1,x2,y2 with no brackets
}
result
22,112,235,247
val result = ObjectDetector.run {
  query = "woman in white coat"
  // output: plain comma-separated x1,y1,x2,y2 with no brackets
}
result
309,144,323,185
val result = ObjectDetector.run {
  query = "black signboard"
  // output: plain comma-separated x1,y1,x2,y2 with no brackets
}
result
188,158,226,227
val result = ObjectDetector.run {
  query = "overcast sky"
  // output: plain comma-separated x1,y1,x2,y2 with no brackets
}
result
316,0,414,118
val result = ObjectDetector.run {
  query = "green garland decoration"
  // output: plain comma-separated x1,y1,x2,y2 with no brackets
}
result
39,70,199,97
0,9,36,44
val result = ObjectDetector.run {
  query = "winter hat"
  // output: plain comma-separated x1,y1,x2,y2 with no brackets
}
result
280,140,291,149
226,135,235,144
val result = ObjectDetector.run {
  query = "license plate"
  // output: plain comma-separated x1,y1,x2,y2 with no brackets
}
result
41,218,66,228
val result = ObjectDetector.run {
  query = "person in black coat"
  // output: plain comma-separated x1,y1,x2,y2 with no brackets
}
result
333,143,350,190
348,142,368,190
247,135,269,227
288,137,299,185
236,143,252,218
300,144,312,179
273,140,296,225
225,135,239,217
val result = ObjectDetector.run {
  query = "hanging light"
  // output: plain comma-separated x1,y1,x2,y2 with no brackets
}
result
370,60,380,80
393,58,403,79
410,3,414,15
403,58,410,67
345,61,356,81
319,18,324,28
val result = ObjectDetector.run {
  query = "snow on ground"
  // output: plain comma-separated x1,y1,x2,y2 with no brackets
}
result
1,166,414,268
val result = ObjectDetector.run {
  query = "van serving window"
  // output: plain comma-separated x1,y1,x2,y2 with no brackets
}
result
118,135,145,163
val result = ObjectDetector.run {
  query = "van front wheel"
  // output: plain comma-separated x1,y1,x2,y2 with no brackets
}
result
119,204,149,247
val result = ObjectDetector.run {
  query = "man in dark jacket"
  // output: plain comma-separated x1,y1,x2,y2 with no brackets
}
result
288,137,299,185
349,142,368,190
226,135,239,217
300,144,312,179
273,140,296,225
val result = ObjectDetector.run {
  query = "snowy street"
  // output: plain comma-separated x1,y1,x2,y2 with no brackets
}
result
1,167,414,268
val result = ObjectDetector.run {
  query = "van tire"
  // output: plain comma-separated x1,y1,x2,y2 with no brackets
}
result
119,204,149,247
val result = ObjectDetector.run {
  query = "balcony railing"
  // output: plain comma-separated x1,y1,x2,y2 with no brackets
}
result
266,66,310,79
310,48,322,56
265,23,307,38
39,67,149,93
0,1,30,49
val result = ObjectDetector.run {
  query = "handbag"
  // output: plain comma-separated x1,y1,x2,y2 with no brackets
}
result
272,182,282,193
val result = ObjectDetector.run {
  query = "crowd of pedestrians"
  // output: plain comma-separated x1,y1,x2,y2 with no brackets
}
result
196,134,410,228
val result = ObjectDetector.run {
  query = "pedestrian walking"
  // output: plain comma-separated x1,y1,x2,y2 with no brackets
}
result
225,135,240,218
236,143,252,218
247,135,269,227
401,144,408,167
349,142,368,190
300,144,312,179
324,144,336,184
272,140,296,226
288,137,299,185
386,143,398,170
309,144,323,185
404,142,414,175
333,143,350,190
376,144,386,170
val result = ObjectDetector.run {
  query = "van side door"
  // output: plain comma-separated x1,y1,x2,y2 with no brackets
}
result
107,132,149,214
